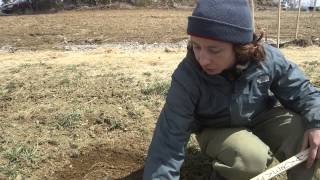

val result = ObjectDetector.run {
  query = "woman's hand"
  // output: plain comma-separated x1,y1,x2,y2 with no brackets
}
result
301,128,320,168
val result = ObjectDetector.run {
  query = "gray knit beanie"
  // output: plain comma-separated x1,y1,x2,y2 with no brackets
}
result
187,0,253,44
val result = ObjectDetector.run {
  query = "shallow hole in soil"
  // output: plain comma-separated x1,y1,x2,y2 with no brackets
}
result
53,144,144,180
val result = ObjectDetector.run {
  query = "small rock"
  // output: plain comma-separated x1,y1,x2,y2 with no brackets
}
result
95,118,104,124
0,135,5,144
80,150,85,156
72,134,80,138
47,140,59,146
89,126,95,131
1,45,17,53
89,131,96,138
164,47,175,53
64,46,72,51
38,141,45,145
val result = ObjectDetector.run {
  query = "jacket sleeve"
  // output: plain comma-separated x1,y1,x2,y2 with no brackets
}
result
143,69,198,180
269,47,320,128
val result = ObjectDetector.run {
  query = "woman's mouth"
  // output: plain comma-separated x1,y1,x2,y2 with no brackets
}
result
204,68,219,75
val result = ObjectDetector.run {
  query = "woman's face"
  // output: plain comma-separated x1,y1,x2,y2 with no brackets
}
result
191,36,236,75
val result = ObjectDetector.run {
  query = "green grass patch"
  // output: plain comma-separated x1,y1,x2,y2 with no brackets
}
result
65,65,78,72
301,61,320,88
4,82,17,93
4,145,38,164
142,72,152,77
1,143,39,179
59,78,71,86
0,164,19,179
56,111,81,129
141,81,170,97
96,114,124,131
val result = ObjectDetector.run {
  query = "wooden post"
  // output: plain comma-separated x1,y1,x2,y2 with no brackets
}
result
250,0,255,32
265,25,268,43
295,0,302,39
277,0,281,48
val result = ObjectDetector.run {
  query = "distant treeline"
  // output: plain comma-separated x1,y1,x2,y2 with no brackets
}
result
62,0,196,8
62,0,274,8
1,0,274,11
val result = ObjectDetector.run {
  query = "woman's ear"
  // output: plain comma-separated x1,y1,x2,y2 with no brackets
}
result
187,40,193,51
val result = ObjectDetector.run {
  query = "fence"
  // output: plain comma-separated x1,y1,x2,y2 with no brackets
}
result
250,0,320,47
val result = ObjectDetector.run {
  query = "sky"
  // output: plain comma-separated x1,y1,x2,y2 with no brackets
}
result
297,0,320,7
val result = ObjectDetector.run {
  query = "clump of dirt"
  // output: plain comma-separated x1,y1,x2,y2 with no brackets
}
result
53,144,144,180
280,37,320,48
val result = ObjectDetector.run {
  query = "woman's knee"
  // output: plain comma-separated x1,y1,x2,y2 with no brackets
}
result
218,143,270,173
200,129,272,178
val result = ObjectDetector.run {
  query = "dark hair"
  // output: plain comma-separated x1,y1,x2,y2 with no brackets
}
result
187,32,266,64
233,32,266,64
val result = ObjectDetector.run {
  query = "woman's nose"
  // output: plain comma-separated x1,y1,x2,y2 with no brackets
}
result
198,51,211,67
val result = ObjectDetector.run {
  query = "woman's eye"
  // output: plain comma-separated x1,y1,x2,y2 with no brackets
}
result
193,46,201,51
208,49,221,54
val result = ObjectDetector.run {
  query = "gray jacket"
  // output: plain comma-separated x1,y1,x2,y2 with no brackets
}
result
143,44,320,180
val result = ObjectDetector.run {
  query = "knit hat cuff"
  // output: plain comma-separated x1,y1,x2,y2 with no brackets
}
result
187,16,253,44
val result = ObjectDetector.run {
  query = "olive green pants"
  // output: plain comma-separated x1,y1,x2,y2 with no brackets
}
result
196,106,317,180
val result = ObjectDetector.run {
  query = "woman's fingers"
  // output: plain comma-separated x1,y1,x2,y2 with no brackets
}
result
301,132,309,151
307,146,318,168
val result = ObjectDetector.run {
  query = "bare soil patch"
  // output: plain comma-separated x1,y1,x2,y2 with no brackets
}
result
0,9,319,50
53,145,144,180
0,45,319,180
0,9,319,180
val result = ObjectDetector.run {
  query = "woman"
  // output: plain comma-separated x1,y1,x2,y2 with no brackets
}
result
143,0,320,179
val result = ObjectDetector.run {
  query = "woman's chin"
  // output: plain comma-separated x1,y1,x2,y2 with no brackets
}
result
205,69,220,75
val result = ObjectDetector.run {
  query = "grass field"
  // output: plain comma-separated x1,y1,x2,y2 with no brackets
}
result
0,9,320,180
0,9,320,49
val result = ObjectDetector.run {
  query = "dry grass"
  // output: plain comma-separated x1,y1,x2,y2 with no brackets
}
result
0,45,319,179
0,47,184,179
0,9,319,180
0,9,319,50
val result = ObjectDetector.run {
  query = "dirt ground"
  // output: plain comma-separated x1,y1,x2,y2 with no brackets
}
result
0,9,320,180
0,9,320,50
